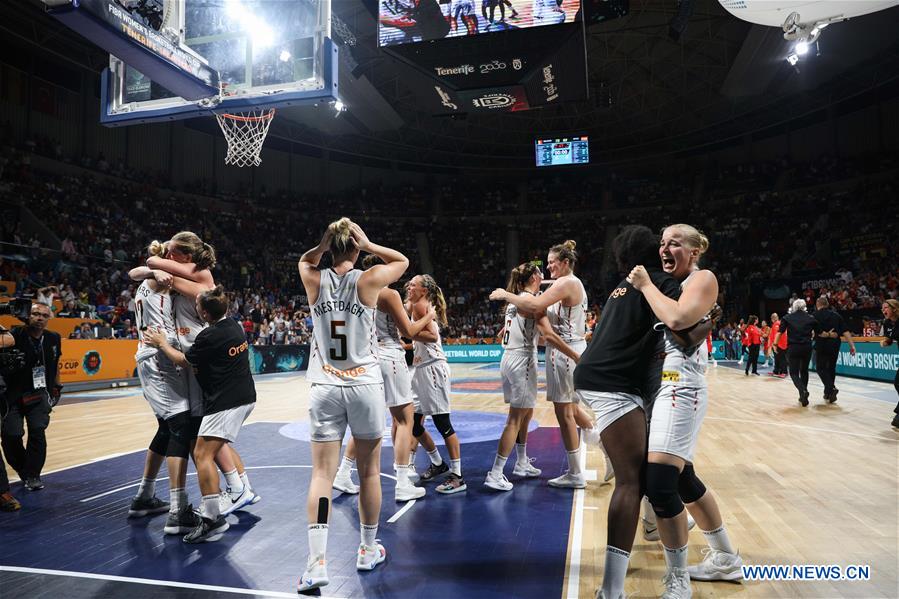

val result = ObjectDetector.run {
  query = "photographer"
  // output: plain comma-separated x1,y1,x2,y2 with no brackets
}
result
1,302,62,491
0,325,22,510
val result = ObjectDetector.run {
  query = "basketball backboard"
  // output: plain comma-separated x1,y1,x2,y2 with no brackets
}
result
44,0,338,126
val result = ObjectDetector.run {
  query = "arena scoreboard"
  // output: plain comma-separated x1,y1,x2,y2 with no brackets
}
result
535,136,589,166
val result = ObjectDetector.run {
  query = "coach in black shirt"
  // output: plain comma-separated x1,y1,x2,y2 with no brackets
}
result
572,225,681,584
774,299,817,406
812,297,856,403
147,285,256,543
1,302,62,491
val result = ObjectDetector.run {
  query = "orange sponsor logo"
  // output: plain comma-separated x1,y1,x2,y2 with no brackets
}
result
322,363,367,379
228,341,250,357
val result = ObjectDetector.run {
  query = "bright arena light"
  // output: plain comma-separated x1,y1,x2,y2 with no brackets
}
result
786,53,799,66
226,1,275,49
279,49,291,62
795,41,809,55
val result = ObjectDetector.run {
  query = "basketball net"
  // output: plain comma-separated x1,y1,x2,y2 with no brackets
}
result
215,108,275,167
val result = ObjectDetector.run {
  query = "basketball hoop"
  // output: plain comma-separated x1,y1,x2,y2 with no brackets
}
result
215,108,275,167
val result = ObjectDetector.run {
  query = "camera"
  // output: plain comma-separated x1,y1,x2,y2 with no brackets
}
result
0,298,32,321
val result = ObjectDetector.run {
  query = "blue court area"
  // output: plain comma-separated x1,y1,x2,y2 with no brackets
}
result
0,421,573,598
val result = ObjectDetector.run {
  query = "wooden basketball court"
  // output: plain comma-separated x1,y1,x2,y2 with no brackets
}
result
2,361,897,598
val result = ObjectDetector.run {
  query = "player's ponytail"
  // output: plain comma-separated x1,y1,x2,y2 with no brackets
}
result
148,240,167,257
419,274,448,328
505,262,540,296
327,217,355,260
170,231,217,270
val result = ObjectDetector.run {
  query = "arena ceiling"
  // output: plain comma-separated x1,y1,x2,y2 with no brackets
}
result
7,0,899,171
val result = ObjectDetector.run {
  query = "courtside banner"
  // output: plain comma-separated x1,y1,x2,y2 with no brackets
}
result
249,344,310,374
58,339,138,383
811,342,898,383
445,344,503,363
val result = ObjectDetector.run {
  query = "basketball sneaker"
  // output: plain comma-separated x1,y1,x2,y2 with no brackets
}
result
24,477,44,491
661,567,692,599
435,473,467,494
221,486,257,516
419,462,449,483
642,514,696,541
395,481,425,502
333,470,359,494
356,543,387,571
548,471,586,489
297,557,328,592
687,548,743,581
512,458,541,478
484,471,513,492
128,495,170,518
183,515,229,544
164,504,202,535
0,492,21,512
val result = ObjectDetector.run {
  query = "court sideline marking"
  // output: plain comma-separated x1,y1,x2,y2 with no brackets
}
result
0,566,331,599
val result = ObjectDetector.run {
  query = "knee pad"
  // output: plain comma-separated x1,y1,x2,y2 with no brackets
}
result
431,413,455,438
677,464,707,504
148,417,170,455
645,463,684,519
165,411,192,459
412,413,426,438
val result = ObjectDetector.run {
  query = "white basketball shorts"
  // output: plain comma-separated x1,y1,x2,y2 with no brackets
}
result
501,351,538,409
309,383,386,442
647,385,708,462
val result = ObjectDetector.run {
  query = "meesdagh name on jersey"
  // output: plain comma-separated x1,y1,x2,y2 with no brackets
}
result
313,300,367,318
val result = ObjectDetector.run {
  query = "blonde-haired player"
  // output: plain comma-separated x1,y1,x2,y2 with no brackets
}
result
143,234,259,516
405,274,465,494
628,224,742,598
491,240,593,489
485,262,582,491
297,218,408,591
332,254,435,502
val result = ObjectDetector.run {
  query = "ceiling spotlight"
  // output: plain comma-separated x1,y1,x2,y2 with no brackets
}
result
795,41,809,55
786,53,799,66
279,50,291,62
333,100,345,117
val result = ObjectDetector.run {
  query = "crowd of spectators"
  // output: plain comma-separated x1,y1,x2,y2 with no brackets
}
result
1,130,897,344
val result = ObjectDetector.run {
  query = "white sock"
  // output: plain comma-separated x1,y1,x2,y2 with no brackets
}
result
360,523,378,548
704,525,736,554
601,546,630,599
169,488,185,513
308,524,329,562
514,442,528,464
395,464,410,486
664,544,689,570
239,471,252,493
136,477,155,500
642,496,657,526
224,469,243,494
201,493,220,521
490,453,508,477
450,458,462,477
337,456,355,478
427,448,443,466
566,447,582,476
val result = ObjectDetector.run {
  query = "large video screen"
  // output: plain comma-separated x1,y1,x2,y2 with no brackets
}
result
535,136,589,167
379,0,580,47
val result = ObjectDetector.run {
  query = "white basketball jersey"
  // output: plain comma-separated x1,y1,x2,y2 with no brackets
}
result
547,276,588,343
660,271,709,388
134,280,175,362
502,293,538,355
307,269,383,386
375,309,405,361
172,291,207,352
413,321,447,366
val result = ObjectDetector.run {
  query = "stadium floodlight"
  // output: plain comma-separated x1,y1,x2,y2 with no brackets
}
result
795,41,809,55
227,1,275,49
333,100,345,117
279,50,292,62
